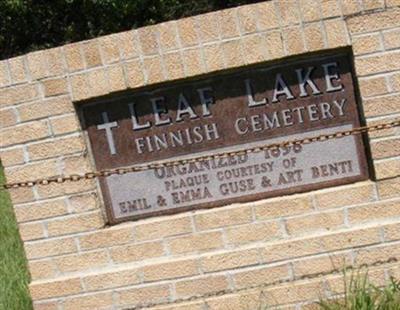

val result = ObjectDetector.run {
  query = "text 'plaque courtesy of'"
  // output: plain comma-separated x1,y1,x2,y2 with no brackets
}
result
80,52,369,223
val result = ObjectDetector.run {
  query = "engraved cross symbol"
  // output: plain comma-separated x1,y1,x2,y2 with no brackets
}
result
97,112,118,155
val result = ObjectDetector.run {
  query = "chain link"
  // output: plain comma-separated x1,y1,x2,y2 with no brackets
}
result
1,120,399,191
125,257,399,310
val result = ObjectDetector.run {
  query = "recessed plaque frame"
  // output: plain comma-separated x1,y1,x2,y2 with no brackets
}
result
78,50,370,224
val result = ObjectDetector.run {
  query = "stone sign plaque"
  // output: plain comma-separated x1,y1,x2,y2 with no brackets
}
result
80,52,369,224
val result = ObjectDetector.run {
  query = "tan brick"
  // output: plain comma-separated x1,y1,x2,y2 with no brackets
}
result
352,34,382,55
341,0,361,15
29,259,57,280
256,1,279,30
371,137,400,159
321,226,380,251
42,78,68,97
183,48,204,76
175,275,229,298
5,159,58,183
143,258,199,282
138,26,159,55
375,158,400,179
8,56,27,83
285,26,306,55
152,301,204,310
356,51,400,76
387,0,400,6
64,43,85,72
83,268,140,291
125,59,145,88
222,40,244,68
64,292,114,310
203,43,225,72
241,34,267,64
118,30,139,59
30,278,82,300
0,147,25,166
366,116,398,138
107,63,126,92
36,178,96,199
276,0,300,26
362,0,385,10
28,135,84,161
261,237,322,262
286,211,344,235
46,47,65,77
167,231,224,254
99,34,121,64
8,187,35,204
178,18,199,47
14,199,68,223
197,12,220,43
304,22,325,51
70,72,91,101
293,253,352,277
383,222,400,241
0,108,17,128
159,21,179,51
27,51,48,80
225,220,282,245
201,248,260,273
205,290,261,310
325,18,349,48
163,52,185,80
117,284,170,306
347,7,400,34
255,195,313,219
390,72,400,92
300,0,321,22
355,243,400,265
0,84,39,107
110,241,165,263
383,29,400,50
80,225,133,250
377,177,400,199
82,40,102,68
237,5,258,34
25,237,77,259
233,264,290,288
219,9,240,39
265,31,285,59
359,76,388,98
54,250,109,273
19,222,45,241
47,211,104,237
0,60,10,86
195,205,252,230
314,182,375,209
34,301,60,309
68,192,98,213
87,67,109,97
62,155,92,175
144,56,165,84
363,93,400,117
349,199,400,224
18,96,73,122
264,280,324,305
135,215,192,241
50,114,80,135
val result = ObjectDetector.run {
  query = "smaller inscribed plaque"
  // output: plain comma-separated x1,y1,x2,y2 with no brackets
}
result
79,52,369,224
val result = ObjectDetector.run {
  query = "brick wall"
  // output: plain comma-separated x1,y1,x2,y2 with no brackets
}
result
1,1,400,309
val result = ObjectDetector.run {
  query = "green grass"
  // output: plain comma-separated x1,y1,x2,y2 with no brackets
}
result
0,165,32,310
319,270,400,310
